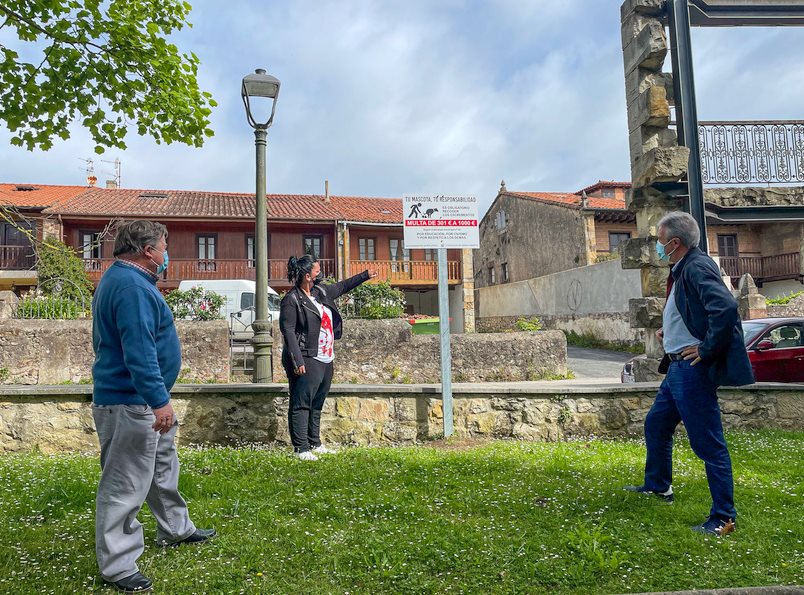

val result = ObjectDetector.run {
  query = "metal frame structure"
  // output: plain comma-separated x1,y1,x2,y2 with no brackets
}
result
666,0,804,254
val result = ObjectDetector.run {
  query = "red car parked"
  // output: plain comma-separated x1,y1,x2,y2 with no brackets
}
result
621,317,804,383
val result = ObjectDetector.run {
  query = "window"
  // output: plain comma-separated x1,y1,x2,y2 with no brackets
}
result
240,292,255,310
495,209,507,230
717,234,739,257
197,234,216,271
246,235,255,268
762,324,802,349
501,262,509,283
304,235,322,259
390,239,410,273
608,232,631,252
488,266,496,285
359,238,375,261
80,231,102,271
424,249,436,261
601,188,616,198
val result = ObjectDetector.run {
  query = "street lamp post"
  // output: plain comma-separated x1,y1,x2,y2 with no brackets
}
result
242,68,281,383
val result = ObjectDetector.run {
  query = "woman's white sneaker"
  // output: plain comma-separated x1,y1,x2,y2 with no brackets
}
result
313,445,337,455
296,451,319,461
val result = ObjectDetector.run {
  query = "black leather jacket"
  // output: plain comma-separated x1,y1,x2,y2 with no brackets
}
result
279,270,370,368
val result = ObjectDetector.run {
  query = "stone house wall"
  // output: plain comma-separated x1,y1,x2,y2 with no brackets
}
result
0,320,229,384
0,383,800,453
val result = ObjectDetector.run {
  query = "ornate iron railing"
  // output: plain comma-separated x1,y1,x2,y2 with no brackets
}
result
699,120,804,184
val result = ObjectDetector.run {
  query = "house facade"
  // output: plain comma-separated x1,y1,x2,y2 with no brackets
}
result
0,183,472,325
475,180,804,295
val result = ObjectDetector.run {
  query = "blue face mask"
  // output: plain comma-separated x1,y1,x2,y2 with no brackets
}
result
656,239,676,261
150,248,169,275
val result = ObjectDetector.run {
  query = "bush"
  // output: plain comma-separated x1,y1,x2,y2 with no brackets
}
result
766,290,804,306
36,237,95,303
338,281,406,319
165,286,226,321
516,316,543,332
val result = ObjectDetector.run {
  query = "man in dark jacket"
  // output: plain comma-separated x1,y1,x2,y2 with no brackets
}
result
625,211,754,535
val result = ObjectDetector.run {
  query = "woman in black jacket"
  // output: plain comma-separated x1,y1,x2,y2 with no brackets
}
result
279,254,376,460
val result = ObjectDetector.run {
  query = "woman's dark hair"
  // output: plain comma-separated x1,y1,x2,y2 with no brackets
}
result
287,254,318,285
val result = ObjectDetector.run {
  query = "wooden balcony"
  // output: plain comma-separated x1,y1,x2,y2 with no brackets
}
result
719,253,801,283
349,259,462,285
84,258,337,286
0,245,36,270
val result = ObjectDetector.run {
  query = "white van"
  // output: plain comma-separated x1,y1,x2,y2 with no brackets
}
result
177,279,281,341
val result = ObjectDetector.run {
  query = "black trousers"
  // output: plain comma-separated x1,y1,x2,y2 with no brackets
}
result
282,351,334,453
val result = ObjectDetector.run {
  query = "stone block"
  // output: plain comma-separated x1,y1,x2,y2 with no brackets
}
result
632,146,690,188
623,20,667,75
641,265,670,298
0,291,18,320
632,356,663,382
628,126,678,164
626,184,684,211
620,237,664,269
625,69,674,109
621,0,666,20
628,85,670,133
776,394,804,420
644,330,665,359
621,12,654,50
629,297,665,328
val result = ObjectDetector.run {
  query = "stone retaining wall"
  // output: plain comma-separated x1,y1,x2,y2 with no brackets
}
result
1,383,800,453
271,319,567,383
0,320,230,384
477,313,644,348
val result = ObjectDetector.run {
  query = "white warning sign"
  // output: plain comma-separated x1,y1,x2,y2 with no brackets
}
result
403,195,479,249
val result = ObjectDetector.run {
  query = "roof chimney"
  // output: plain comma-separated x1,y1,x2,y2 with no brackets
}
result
105,180,118,189
324,179,330,202
580,190,589,209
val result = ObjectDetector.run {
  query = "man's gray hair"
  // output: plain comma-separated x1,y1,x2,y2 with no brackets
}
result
113,220,168,257
658,211,700,248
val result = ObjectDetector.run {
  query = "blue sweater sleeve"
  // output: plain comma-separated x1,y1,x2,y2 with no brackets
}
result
114,286,171,409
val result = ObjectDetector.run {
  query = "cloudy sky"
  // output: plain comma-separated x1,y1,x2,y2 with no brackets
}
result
2,0,803,216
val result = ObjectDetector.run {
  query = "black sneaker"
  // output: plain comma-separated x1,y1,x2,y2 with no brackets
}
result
107,572,153,593
623,484,674,503
692,516,735,536
159,528,217,548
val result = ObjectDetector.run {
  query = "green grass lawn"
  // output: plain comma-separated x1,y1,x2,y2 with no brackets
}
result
0,431,802,594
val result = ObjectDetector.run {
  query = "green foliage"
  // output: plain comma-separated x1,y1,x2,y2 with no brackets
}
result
165,286,225,321
17,294,86,319
765,290,804,306
564,330,646,354
340,281,406,319
0,368,8,382
0,0,216,153
515,316,543,332
35,238,94,304
565,522,624,582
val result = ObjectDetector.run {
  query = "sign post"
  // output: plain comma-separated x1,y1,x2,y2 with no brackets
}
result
403,195,479,437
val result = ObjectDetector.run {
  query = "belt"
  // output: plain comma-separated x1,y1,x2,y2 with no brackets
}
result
667,352,685,361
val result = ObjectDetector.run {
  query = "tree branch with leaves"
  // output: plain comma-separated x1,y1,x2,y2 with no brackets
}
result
0,0,216,154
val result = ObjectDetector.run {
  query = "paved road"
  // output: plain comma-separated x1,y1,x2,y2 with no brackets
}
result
567,346,635,380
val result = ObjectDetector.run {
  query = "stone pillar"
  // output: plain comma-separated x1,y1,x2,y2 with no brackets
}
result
0,291,18,320
461,248,476,333
621,0,689,381
738,274,768,320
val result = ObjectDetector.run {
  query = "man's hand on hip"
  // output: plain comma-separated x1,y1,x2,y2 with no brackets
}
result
152,402,175,434
681,345,702,366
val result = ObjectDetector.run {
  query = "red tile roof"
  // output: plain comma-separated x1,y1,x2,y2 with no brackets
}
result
42,187,404,224
505,191,627,211
0,183,89,209
576,180,632,196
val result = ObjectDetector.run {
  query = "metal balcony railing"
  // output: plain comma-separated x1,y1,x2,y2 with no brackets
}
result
699,120,804,185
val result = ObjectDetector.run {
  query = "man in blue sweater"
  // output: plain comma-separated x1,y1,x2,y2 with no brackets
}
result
92,220,214,593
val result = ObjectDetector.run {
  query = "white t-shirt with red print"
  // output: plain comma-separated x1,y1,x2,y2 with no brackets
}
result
310,296,335,364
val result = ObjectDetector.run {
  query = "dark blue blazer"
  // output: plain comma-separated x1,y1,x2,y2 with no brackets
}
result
659,247,755,387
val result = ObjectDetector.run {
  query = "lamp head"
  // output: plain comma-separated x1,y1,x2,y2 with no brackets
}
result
242,68,281,129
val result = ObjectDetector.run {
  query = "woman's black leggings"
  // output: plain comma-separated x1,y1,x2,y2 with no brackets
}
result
282,351,334,453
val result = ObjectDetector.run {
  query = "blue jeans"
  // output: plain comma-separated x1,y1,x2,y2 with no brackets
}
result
643,359,736,520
